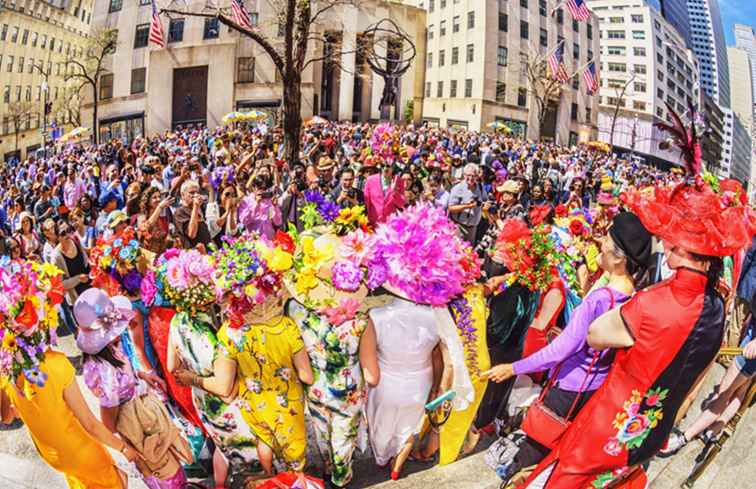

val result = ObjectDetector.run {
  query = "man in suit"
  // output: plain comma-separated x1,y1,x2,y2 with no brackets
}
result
363,160,405,225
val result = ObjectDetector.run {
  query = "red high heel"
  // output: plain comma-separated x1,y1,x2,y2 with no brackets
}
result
390,470,401,481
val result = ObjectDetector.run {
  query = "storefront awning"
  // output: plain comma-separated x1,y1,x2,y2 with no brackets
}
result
99,111,145,125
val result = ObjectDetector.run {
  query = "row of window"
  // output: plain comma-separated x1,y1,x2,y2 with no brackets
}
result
0,24,82,57
0,55,73,77
424,79,477,98
427,44,475,67
427,10,476,38
3,0,91,28
3,84,58,103
601,14,645,24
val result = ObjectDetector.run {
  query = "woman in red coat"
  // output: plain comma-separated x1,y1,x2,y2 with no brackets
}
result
516,115,756,488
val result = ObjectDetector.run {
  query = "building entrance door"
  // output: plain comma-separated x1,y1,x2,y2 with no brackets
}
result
172,66,208,128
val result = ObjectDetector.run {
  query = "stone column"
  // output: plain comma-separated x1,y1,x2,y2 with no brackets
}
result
338,22,357,121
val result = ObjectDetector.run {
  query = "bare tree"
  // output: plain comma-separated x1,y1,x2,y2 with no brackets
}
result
161,0,376,165
522,48,567,140
607,72,636,146
64,28,118,144
7,102,34,152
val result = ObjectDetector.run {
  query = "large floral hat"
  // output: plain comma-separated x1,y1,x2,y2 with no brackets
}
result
89,227,150,297
623,101,756,257
212,232,293,328
158,249,216,316
299,190,369,234
0,260,65,394
367,203,481,306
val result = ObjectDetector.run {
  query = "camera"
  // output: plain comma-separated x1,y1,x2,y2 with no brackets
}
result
294,179,307,193
346,188,357,199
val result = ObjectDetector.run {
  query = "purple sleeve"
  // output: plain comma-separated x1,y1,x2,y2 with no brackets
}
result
512,290,602,376
83,359,121,408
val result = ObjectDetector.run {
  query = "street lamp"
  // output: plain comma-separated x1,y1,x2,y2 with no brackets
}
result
31,61,51,156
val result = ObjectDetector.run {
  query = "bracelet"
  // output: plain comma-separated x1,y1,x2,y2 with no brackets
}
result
192,375,203,389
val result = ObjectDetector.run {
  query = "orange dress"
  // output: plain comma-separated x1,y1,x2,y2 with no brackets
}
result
5,351,122,489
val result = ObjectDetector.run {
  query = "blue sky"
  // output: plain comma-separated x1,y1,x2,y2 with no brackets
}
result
719,0,756,45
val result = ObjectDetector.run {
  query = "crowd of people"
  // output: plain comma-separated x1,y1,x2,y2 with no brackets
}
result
0,117,754,489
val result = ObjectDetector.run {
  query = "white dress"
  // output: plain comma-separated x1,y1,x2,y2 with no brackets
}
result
366,297,440,465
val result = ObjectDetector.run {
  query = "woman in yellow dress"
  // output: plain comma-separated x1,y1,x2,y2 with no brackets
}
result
0,260,138,489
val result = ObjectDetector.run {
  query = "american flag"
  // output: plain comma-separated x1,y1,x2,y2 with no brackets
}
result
566,0,591,22
231,0,252,29
583,61,599,94
149,0,165,48
548,43,570,83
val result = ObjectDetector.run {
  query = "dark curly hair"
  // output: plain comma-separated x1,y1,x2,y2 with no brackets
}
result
140,186,161,216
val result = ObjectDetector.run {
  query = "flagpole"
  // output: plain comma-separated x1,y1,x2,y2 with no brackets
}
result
566,57,596,81
550,0,565,16
542,39,566,60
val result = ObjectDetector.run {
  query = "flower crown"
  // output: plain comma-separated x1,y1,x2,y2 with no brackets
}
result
212,233,293,328
90,228,147,296
160,249,216,316
0,260,64,394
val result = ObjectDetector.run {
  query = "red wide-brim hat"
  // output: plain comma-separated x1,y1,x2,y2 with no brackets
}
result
623,179,756,257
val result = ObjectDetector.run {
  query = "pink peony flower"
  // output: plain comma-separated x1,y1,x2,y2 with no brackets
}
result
331,261,363,291
140,271,158,306
603,438,622,457
321,298,361,325
341,229,373,266
166,258,189,289
187,253,214,284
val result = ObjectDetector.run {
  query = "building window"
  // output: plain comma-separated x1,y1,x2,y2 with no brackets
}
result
572,19,579,32
6,56,13,73
451,47,459,64
437,81,443,98
36,85,41,101
497,46,508,66
464,78,473,97
520,20,528,39
499,13,508,31
27,58,33,74
31,31,37,47
0,25,7,42
556,9,563,24
24,86,31,102
520,0,528,8
571,103,578,120
429,0,434,12
608,62,626,72
109,0,122,13
41,34,47,49
11,26,19,43
440,0,446,7
452,16,460,33
204,17,219,39
607,30,625,39
15,86,21,102
450,79,457,97
440,20,446,36
634,64,647,74
427,52,433,68
609,16,623,23
2,86,9,103
425,82,431,97
466,44,474,63
539,0,547,16
634,81,646,92
130,68,146,94
100,74,114,100
631,14,643,23
540,28,547,47
633,47,646,56
439,49,445,66
587,23,593,39
467,11,475,29
237,57,255,83
586,107,591,121
657,70,663,81
573,43,579,60
587,49,593,60
517,87,527,106
633,100,646,110
607,46,625,55
134,24,149,48
428,24,433,40
17,57,23,73
496,82,506,103
21,29,28,45
168,19,184,43
632,30,645,39
572,77,579,89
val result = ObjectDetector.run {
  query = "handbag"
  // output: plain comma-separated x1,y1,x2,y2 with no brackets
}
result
521,288,615,449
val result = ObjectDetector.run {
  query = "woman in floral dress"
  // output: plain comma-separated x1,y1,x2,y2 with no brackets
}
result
286,300,380,488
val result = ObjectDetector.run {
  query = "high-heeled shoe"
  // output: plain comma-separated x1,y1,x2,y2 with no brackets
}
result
390,469,401,481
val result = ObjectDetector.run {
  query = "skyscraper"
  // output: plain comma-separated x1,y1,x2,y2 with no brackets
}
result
659,0,692,48
735,24,756,117
686,0,729,108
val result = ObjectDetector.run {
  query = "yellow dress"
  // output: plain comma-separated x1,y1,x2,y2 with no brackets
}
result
439,285,491,465
4,351,122,489
218,315,307,470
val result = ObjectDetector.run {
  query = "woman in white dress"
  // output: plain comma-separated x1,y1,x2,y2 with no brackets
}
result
361,203,479,481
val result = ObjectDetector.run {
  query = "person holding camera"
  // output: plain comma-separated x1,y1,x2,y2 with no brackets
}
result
331,168,364,209
238,174,281,239
173,180,212,251
448,163,487,244
280,176,307,233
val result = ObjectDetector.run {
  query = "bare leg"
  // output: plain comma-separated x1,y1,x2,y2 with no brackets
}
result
391,435,416,478
683,364,750,440
708,380,750,436
213,448,228,488
257,442,274,475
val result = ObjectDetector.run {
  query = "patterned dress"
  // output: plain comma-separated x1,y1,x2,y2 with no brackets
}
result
169,311,260,469
218,315,308,471
286,300,367,487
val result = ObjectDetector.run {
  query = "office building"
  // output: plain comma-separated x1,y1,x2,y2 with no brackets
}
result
0,0,95,163
417,0,600,143
589,0,700,167
85,0,426,142
659,0,692,48
686,0,729,108
720,108,751,185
